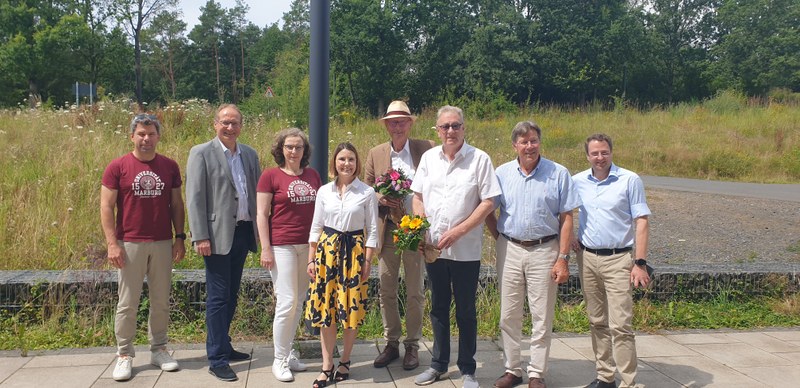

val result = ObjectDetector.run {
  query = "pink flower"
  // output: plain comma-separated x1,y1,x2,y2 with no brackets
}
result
389,170,401,180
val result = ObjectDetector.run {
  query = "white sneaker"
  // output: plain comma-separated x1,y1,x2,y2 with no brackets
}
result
150,350,179,372
287,349,307,371
112,355,132,381
462,373,480,388
272,357,294,382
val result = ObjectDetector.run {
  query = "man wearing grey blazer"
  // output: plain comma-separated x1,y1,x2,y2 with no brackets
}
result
186,104,260,382
364,100,435,371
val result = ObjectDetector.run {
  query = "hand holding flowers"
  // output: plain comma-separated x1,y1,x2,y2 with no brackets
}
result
392,215,430,256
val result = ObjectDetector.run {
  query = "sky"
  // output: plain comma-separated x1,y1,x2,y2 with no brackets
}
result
179,0,294,30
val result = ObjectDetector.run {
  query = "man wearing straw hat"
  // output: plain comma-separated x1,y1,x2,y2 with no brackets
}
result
364,100,434,371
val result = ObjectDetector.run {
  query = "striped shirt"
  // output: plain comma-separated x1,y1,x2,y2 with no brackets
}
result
219,138,251,222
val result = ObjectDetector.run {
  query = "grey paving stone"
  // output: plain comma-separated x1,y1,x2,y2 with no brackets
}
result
763,329,800,342
635,334,699,358
720,332,800,353
745,365,800,387
663,332,732,345
687,343,794,367
639,355,760,387
1,365,106,388
0,357,29,383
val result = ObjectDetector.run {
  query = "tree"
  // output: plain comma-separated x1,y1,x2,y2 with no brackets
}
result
709,0,800,95
143,10,186,100
112,0,177,110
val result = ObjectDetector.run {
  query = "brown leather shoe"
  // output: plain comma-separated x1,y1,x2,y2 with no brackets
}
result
494,372,523,388
528,377,547,388
402,345,419,370
373,343,399,368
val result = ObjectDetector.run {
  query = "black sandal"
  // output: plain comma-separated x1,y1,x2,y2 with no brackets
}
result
312,367,333,388
333,360,351,382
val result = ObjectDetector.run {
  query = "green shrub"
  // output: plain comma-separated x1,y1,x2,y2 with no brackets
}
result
694,150,754,179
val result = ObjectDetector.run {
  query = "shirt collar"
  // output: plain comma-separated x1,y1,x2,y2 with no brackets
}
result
390,139,410,156
588,163,620,183
217,137,240,157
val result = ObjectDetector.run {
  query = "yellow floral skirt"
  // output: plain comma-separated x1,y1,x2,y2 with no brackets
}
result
305,227,369,329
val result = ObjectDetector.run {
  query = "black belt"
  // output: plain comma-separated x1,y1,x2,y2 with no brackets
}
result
235,220,252,226
580,242,632,256
501,233,557,248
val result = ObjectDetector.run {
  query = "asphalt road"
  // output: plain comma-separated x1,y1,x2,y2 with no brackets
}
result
642,175,800,203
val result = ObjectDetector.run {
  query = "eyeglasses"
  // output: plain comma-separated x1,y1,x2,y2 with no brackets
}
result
215,120,241,128
283,145,305,152
516,140,540,146
589,151,611,158
436,123,463,131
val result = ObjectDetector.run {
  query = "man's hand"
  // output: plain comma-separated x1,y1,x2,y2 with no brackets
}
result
172,240,186,263
437,226,464,250
260,248,275,270
194,239,211,257
551,257,569,284
107,243,126,269
631,264,651,288
379,196,404,209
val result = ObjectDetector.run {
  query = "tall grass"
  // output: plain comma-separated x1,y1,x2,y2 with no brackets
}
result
1,97,799,270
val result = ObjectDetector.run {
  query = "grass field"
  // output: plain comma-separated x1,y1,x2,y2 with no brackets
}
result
1,94,799,350
1,93,799,271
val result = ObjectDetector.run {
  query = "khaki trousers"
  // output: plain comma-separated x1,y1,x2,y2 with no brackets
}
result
116,240,173,357
497,237,558,379
578,249,638,387
378,220,425,348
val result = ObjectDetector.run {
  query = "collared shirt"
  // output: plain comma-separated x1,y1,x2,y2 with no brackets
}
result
390,139,415,213
410,142,501,262
309,177,379,248
495,156,581,240
218,137,250,222
572,163,651,249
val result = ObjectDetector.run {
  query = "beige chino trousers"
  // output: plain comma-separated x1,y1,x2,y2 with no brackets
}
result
378,221,425,348
116,240,173,357
577,249,638,387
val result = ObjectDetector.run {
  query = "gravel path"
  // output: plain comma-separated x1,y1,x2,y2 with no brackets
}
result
647,188,800,264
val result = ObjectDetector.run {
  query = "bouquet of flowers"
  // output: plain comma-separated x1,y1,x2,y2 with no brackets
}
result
392,215,430,255
373,168,412,198
373,168,413,224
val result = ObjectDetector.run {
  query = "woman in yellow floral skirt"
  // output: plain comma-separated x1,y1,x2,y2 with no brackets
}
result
305,142,378,388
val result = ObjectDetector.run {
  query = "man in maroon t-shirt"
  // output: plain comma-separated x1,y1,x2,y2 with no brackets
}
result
100,114,185,381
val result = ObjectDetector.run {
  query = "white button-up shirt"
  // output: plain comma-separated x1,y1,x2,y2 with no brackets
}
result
218,138,251,222
308,177,379,248
411,142,501,261
390,139,415,213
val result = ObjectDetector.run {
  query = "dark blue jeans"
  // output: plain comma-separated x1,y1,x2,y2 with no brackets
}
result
425,259,481,375
204,222,252,368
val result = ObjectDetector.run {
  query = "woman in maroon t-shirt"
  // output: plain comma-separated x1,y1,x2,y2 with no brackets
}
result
256,128,321,383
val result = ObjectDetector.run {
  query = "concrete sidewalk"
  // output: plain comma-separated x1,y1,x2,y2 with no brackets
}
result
1,329,799,387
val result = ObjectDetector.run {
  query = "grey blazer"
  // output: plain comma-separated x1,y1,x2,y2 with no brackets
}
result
186,139,261,255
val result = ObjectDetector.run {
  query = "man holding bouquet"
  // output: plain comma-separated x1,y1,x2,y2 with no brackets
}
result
364,100,435,370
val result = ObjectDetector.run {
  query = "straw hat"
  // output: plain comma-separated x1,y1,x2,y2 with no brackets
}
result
379,100,417,121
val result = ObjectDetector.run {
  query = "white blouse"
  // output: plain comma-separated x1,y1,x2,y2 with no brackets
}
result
308,177,379,248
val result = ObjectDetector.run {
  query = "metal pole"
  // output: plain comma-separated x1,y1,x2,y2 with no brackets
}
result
75,82,79,107
309,0,330,184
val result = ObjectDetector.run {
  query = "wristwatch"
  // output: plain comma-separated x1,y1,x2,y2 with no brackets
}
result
558,253,570,262
634,258,647,266
175,233,187,240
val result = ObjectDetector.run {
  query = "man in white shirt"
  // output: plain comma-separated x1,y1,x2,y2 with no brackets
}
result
411,105,501,388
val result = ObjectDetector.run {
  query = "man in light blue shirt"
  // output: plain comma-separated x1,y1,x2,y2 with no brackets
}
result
571,133,651,388
486,121,580,388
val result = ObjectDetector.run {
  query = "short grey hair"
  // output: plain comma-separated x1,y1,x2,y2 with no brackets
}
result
129,114,161,135
511,121,541,143
436,105,464,123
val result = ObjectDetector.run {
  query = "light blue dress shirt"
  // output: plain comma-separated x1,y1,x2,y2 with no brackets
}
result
572,164,651,249
495,156,581,240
